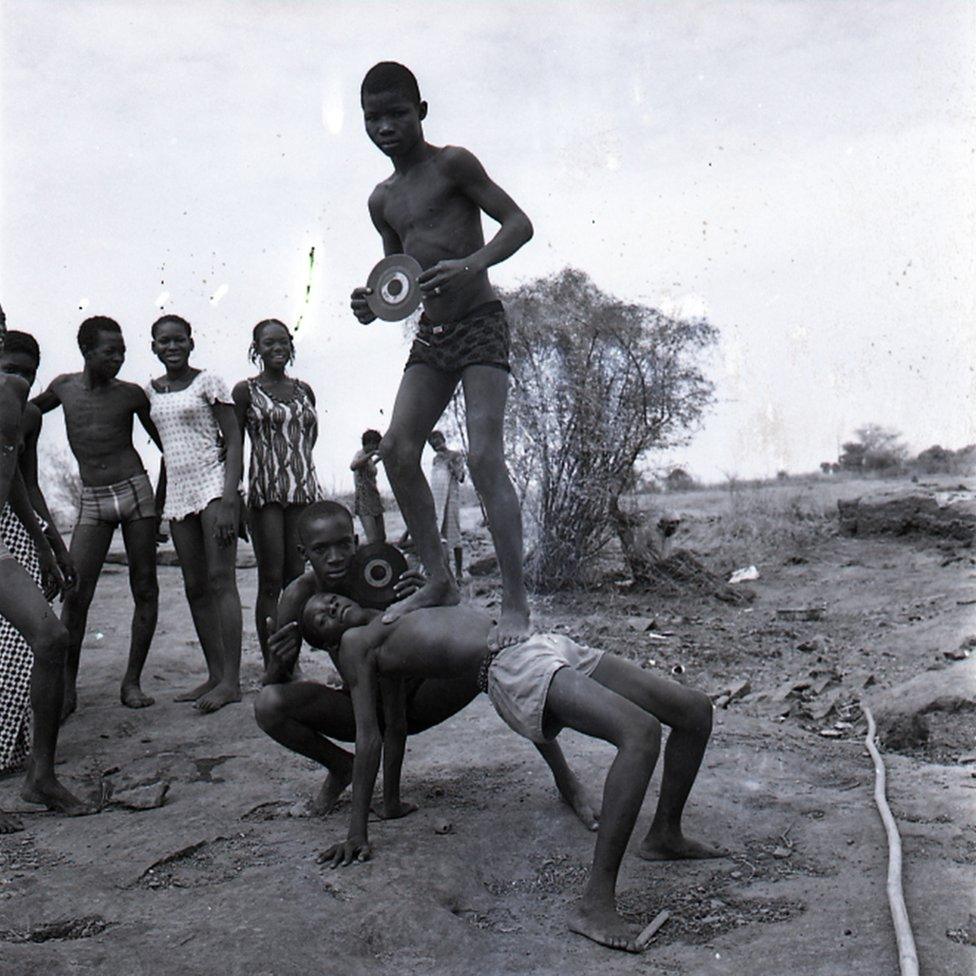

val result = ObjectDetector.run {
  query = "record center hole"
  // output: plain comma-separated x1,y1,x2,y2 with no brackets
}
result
386,278,403,296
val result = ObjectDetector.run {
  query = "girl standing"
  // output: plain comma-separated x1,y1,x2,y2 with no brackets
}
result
148,315,243,713
232,319,322,665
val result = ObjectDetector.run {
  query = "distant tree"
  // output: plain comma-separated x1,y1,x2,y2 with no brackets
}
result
839,424,908,472
38,446,82,530
665,467,698,492
496,268,717,589
819,461,833,475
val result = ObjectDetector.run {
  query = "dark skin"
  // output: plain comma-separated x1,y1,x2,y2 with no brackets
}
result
317,601,724,954
151,320,244,713
350,85,533,650
254,510,433,815
350,436,386,545
32,329,162,715
232,321,319,667
0,338,93,830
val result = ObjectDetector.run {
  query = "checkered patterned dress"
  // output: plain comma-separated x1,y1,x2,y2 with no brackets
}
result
0,504,38,773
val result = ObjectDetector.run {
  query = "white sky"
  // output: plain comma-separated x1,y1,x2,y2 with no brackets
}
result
1,0,973,490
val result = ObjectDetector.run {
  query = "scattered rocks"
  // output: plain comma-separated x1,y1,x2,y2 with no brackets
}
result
838,488,976,543
109,781,169,811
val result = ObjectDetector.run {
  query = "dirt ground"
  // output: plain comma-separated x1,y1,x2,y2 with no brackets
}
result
1,477,974,976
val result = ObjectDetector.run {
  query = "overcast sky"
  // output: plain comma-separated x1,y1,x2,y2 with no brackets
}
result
1,0,973,490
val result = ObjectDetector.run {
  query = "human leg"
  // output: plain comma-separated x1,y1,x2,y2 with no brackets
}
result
543,666,662,952
254,681,357,814
587,654,723,860
119,516,159,708
0,559,92,815
169,516,224,701
60,521,115,718
250,503,285,667
460,366,529,648
453,545,463,581
379,366,460,621
194,500,243,712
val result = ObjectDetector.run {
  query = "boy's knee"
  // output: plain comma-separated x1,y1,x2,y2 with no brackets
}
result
466,446,505,487
32,618,69,666
628,713,662,755
130,577,159,606
183,577,209,605
207,569,236,596
686,691,713,737
254,686,285,732
379,433,421,473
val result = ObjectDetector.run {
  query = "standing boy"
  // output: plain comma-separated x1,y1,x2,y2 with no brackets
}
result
428,429,465,581
33,316,162,715
350,429,386,544
309,596,723,953
350,61,532,649
0,314,91,829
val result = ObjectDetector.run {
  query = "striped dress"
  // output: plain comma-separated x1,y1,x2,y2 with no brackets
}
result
244,378,323,508
0,505,39,773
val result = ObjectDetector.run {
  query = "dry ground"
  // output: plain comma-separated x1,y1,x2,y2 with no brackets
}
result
1,476,974,975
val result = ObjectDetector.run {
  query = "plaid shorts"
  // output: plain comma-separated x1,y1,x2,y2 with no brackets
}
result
405,300,510,381
77,472,156,527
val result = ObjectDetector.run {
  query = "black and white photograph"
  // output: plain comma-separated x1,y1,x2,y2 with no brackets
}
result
0,2,973,973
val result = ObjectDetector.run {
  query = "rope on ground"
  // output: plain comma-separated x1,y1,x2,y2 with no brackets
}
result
861,703,920,976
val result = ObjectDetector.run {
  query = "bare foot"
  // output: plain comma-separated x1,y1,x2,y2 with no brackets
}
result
638,829,728,862
174,677,219,702
59,688,77,724
561,782,601,832
488,601,530,651
381,578,459,625
121,682,155,709
310,766,353,817
370,798,418,820
568,901,642,953
0,811,24,834
21,775,96,817
195,682,242,713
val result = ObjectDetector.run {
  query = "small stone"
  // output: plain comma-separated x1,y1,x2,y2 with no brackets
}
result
110,781,169,810
772,846,792,859
433,818,454,835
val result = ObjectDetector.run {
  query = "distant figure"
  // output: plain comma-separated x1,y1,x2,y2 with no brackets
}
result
349,61,533,648
350,429,386,545
233,319,323,667
32,316,163,715
428,430,465,581
148,315,244,714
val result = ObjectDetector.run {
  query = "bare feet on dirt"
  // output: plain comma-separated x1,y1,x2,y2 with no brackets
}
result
194,682,242,713
310,766,353,816
174,677,219,702
0,811,24,834
568,902,643,953
381,578,460,625
488,601,531,650
121,682,155,709
21,775,95,817
370,798,419,820
637,829,728,861
561,782,601,831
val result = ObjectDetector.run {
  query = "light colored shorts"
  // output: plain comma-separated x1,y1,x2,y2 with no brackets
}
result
77,472,156,527
486,633,605,744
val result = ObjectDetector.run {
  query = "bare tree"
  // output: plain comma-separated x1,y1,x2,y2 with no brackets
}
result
494,268,717,589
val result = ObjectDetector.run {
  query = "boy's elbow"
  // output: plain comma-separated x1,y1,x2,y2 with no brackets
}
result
519,213,534,244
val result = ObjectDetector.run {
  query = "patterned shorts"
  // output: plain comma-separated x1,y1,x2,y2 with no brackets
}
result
405,300,511,381
77,472,156,527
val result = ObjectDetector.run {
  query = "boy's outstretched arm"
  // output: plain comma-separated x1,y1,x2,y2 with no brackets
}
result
134,387,164,453
418,147,533,297
29,376,63,415
321,636,383,866
375,675,417,820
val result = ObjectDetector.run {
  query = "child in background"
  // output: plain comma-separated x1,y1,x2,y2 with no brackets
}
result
427,429,465,581
350,429,385,545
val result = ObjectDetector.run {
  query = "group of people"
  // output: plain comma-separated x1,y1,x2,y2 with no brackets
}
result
0,61,722,954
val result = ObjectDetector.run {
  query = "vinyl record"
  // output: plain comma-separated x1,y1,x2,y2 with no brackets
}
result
365,253,423,321
347,542,410,609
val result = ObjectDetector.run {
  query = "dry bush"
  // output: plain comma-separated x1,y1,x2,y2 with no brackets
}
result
38,446,81,531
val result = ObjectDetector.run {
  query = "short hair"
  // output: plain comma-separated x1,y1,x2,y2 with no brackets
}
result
151,314,192,339
1,330,40,365
77,316,122,354
361,428,381,447
297,500,354,540
249,318,294,365
361,62,421,106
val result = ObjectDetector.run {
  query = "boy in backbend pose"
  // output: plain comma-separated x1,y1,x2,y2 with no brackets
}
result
350,61,533,649
33,316,163,715
0,316,92,830
311,597,724,954
255,501,599,828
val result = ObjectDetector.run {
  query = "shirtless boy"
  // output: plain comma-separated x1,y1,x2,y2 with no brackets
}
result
254,501,597,826
350,61,533,649
33,316,162,715
313,598,723,953
0,316,92,831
